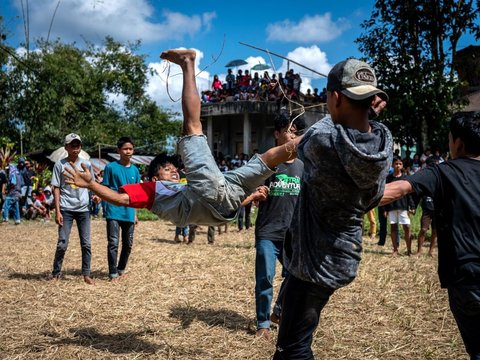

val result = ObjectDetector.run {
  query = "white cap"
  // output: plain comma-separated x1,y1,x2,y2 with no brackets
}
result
44,186,52,193
65,133,82,144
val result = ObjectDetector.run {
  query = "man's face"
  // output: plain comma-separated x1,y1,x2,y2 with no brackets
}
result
275,124,300,146
65,140,82,156
154,162,179,182
118,142,134,161
393,160,404,172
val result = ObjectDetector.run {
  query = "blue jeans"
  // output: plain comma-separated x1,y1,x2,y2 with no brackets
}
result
2,196,21,223
106,219,135,278
273,275,334,360
448,286,480,360
238,203,252,230
255,239,288,329
175,226,189,237
52,210,91,276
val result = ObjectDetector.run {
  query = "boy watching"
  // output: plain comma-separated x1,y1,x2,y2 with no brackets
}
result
385,156,416,256
380,111,480,359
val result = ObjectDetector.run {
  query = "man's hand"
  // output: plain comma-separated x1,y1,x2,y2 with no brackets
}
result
369,95,387,118
55,211,63,226
251,185,269,202
64,162,94,189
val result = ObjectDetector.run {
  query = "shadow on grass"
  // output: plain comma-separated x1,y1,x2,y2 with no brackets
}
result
8,269,107,281
147,237,182,245
46,327,164,354
170,306,251,332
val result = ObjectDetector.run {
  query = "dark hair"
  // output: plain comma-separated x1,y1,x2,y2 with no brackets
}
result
450,111,480,155
117,136,134,148
274,111,306,132
392,155,403,164
31,190,38,196
147,153,179,180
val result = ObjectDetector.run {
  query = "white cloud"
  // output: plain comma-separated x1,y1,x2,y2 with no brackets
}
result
146,48,210,113
266,13,350,43
16,0,215,44
276,46,331,93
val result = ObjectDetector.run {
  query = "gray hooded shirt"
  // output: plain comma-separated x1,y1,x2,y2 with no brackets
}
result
284,115,393,289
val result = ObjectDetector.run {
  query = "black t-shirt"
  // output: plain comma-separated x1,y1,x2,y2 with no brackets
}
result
385,173,416,211
255,160,304,242
407,157,480,287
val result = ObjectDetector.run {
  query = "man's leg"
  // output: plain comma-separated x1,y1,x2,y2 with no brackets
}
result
52,210,74,277
238,207,245,231
273,276,334,360
448,286,480,359
117,221,135,275
160,49,202,136
76,211,93,285
188,224,197,244
207,226,215,244
255,239,279,338
106,219,120,278
272,242,288,324
377,207,387,246
244,202,252,230
12,198,21,224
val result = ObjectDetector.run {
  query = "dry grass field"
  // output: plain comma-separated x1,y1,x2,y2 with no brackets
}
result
0,218,468,359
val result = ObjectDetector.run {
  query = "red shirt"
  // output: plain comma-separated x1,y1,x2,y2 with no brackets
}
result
120,182,156,209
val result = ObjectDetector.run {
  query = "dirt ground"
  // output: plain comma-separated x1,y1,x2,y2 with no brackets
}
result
0,219,468,359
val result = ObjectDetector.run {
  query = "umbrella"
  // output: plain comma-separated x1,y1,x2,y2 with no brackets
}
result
251,63,271,71
47,147,90,163
225,59,248,67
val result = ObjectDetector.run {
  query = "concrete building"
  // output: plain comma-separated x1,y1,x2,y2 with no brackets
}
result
200,101,327,158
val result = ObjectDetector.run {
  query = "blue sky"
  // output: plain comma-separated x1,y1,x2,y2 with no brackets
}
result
2,0,478,112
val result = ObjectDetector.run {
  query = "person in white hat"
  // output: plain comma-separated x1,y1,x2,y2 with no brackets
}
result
49,133,95,285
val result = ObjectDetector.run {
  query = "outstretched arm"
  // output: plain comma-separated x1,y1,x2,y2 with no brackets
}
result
260,135,303,169
380,180,414,206
64,162,130,207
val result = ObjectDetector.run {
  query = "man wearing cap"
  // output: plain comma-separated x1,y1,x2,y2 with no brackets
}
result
50,133,95,285
273,59,392,359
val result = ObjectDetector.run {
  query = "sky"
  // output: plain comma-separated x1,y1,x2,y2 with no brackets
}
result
2,0,478,113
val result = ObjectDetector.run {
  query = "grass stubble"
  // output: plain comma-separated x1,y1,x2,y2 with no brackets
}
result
0,219,467,359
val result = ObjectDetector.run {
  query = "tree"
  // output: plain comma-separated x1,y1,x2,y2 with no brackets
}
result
2,36,181,153
356,0,480,152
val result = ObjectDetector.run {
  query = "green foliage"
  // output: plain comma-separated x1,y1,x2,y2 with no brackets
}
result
356,0,480,153
0,29,180,155
137,208,160,221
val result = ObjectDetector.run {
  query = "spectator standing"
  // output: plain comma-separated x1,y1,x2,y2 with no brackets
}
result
385,157,416,256
2,164,22,225
225,69,235,91
254,112,306,341
0,167,7,218
50,133,94,284
102,137,141,281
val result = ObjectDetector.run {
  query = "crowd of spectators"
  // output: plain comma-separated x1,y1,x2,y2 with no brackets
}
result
201,68,327,105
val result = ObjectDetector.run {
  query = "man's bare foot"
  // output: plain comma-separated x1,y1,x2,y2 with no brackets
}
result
83,276,95,285
48,274,60,281
255,328,272,341
428,252,434,257
160,49,196,67
391,250,399,257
